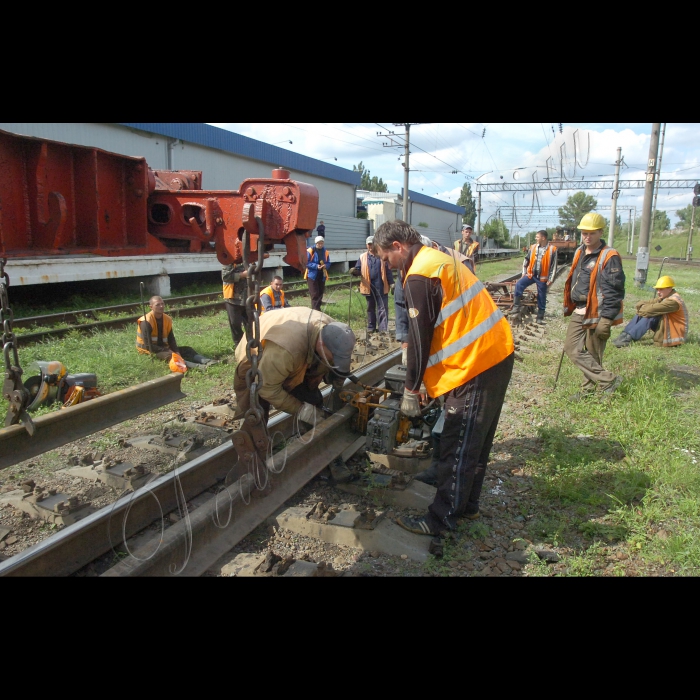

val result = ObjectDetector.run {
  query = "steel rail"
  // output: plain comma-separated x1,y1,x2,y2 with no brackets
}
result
12,276,354,330
13,278,357,346
0,350,400,577
0,374,186,470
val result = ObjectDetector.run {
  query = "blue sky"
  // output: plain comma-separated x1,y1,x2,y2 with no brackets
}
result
209,123,699,230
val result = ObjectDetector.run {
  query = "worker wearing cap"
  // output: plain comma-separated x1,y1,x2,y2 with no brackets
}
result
512,229,558,324
351,235,394,333
455,224,480,263
374,220,514,537
233,307,356,426
563,212,625,399
305,236,330,311
613,276,688,348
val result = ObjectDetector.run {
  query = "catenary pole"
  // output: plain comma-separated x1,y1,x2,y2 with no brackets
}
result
635,123,661,287
687,204,696,262
609,147,622,249
650,123,666,237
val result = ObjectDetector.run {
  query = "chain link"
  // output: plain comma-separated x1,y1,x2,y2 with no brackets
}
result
1,259,34,433
241,218,267,430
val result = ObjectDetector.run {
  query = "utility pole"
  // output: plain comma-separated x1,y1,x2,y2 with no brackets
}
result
650,123,666,238
635,123,661,287
630,206,636,255
627,209,632,254
687,203,695,262
609,147,622,249
378,124,424,224
477,190,482,237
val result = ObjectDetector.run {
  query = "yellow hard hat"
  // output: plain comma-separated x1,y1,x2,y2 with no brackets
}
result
653,275,675,289
577,212,606,231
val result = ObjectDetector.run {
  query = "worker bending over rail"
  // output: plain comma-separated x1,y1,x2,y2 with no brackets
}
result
613,276,689,348
137,296,215,369
233,306,356,426
375,220,514,537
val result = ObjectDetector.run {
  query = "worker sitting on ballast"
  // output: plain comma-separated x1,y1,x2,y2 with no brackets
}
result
137,296,216,369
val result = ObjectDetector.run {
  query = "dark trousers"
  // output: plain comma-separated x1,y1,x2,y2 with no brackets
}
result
624,314,660,340
365,291,389,331
514,274,549,311
225,301,247,345
308,277,325,311
236,366,324,423
427,353,514,530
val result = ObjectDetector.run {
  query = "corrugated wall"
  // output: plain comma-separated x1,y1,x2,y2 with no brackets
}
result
310,213,371,250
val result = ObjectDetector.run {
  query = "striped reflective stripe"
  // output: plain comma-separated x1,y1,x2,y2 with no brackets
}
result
435,280,486,326
427,307,504,368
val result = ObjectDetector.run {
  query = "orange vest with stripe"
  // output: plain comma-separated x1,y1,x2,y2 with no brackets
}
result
304,247,330,280
358,252,389,295
259,285,286,313
661,292,689,347
564,246,624,328
136,311,173,354
526,243,556,282
405,246,514,398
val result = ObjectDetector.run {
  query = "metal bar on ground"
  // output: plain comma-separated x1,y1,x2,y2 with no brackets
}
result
0,374,186,470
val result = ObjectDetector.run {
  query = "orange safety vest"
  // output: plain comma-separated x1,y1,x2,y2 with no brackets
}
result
405,246,514,398
662,292,689,347
259,285,286,313
304,247,330,280
563,245,624,328
358,251,389,295
223,282,234,299
526,243,556,282
454,239,479,257
136,311,173,354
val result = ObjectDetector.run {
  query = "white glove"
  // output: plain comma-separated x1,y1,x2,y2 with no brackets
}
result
401,346,408,366
400,389,422,417
297,402,326,425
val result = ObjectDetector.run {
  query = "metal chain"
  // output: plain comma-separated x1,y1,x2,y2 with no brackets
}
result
1,259,34,433
242,218,266,429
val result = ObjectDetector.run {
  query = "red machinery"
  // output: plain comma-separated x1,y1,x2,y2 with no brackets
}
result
0,128,319,272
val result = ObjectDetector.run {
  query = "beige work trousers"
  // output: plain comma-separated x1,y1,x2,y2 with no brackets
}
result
564,313,616,391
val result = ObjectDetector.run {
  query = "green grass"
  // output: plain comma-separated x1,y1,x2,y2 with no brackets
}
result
513,258,700,574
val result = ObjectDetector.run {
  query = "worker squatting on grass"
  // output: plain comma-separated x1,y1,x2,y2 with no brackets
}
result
136,296,216,370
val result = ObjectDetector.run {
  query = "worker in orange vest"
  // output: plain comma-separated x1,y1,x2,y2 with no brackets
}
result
137,296,215,368
374,220,514,537
351,235,394,332
260,276,291,313
563,212,625,399
613,275,689,348
513,230,558,324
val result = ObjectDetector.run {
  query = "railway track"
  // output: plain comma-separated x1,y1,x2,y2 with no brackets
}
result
13,276,356,346
0,266,556,576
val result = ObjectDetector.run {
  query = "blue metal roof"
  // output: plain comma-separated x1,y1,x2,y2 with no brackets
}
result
406,189,465,215
118,123,361,187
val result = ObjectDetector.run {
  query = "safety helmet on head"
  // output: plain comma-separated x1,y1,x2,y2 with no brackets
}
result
653,275,675,289
577,212,606,231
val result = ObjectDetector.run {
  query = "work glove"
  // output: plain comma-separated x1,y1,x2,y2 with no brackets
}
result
594,317,613,341
297,402,326,426
351,268,361,276
400,389,422,417
401,345,408,366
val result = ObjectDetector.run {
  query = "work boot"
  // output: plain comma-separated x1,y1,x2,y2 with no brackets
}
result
413,462,438,486
601,376,623,395
510,294,524,324
612,332,632,348
536,309,546,325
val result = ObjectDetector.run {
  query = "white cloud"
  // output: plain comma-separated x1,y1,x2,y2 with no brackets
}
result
209,123,700,227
